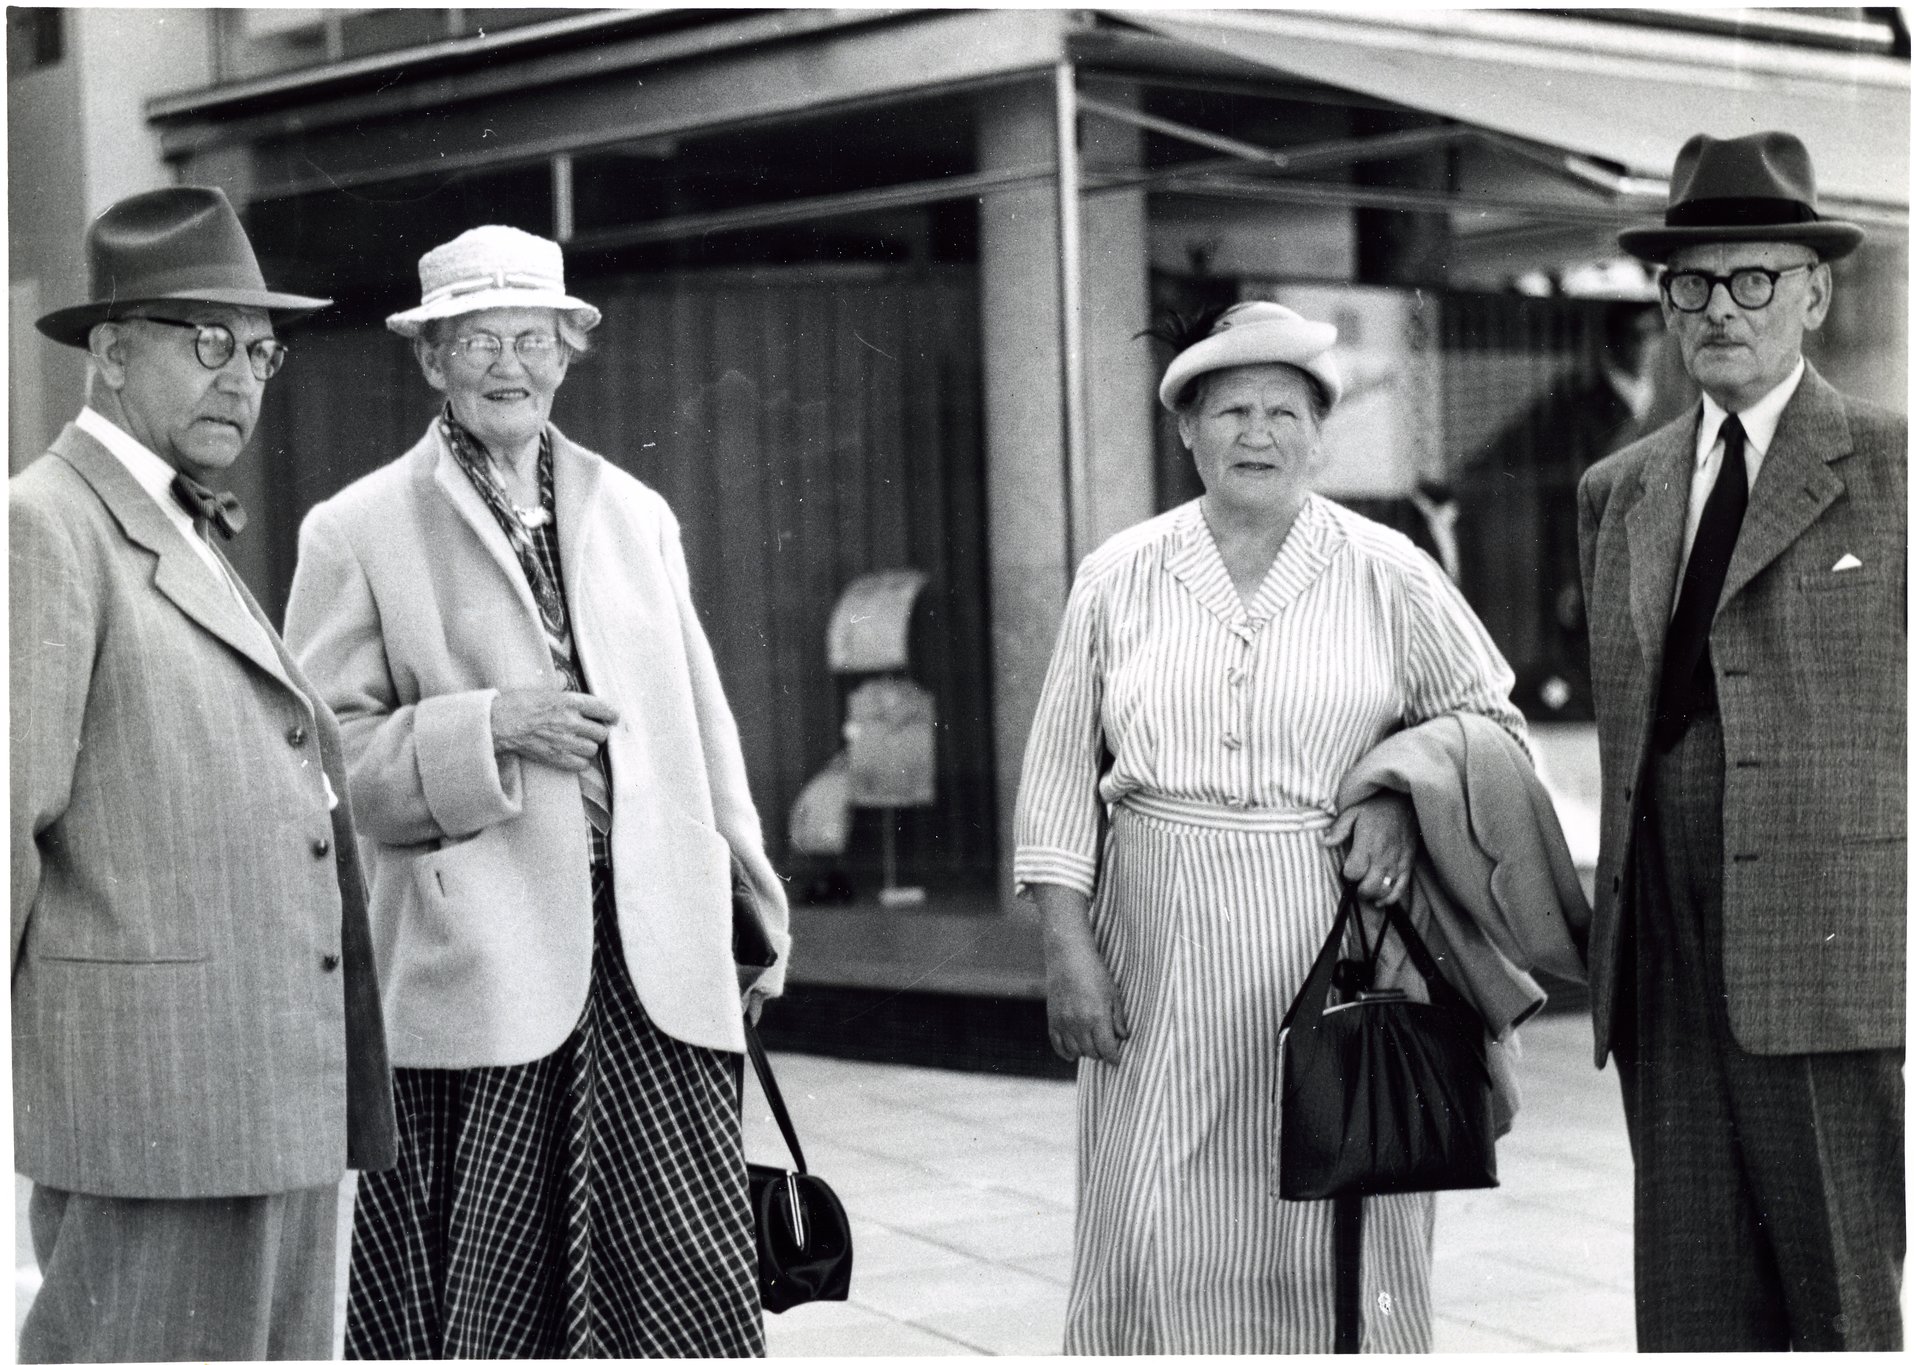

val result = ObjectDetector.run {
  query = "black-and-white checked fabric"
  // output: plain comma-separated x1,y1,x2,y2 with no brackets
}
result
344,865,762,1358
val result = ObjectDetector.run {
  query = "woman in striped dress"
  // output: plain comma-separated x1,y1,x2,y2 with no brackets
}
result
285,226,787,1357
1015,301,1525,1353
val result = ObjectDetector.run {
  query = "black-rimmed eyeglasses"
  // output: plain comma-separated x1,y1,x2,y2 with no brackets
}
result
138,316,289,380
1660,265,1813,314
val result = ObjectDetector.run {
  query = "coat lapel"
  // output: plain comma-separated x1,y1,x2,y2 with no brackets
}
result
52,426,296,692
422,426,545,629
1622,414,1697,667
1719,365,1850,610
549,425,604,611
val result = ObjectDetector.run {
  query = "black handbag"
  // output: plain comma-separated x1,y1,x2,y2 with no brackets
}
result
1277,887,1498,1201
743,1021,854,1313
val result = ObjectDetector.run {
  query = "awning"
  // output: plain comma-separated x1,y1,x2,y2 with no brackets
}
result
1125,8,1908,215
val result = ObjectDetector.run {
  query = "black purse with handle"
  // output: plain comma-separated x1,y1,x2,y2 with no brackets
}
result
1277,886,1498,1351
743,1020,854,1313
1277,885,1499,1200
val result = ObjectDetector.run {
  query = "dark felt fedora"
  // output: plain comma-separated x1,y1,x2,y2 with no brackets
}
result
35,186,330,348
1618,131,1864,263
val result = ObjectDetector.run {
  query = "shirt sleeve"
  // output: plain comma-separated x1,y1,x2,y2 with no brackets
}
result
1399,554,1530,759
1013,571,1109,900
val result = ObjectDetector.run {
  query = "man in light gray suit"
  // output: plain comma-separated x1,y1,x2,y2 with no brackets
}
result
10,186,395,1361
1579,132,1904,1350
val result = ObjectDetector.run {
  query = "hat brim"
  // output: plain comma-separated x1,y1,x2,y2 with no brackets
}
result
1618,220,1864,264
35,288,332,349
386,286,603,338
1158,319,1343,411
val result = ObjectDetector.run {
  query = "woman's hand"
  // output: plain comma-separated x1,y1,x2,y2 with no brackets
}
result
491,688,620,771
1321,791,1419,906
1032,885,1129,1064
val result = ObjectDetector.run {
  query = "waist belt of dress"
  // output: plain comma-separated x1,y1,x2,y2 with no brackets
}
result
1122,791,1333,833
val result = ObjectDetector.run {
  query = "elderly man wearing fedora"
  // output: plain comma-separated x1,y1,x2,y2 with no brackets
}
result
1579,131,1905,1349
283,225,788,1357
10,185,396,1361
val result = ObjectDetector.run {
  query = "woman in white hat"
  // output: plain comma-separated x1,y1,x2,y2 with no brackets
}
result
1014,302,1526,1352
284,226,789,1357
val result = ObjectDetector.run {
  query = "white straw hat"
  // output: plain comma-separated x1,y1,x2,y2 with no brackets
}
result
385,225,602,338
1157,301,1341,411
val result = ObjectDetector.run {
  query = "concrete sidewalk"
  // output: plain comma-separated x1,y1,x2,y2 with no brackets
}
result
746,1011,1635,1356
15,1013,1635,1357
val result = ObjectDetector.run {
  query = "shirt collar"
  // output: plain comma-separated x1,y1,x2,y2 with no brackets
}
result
1697,357,1806,464
76,407,195,530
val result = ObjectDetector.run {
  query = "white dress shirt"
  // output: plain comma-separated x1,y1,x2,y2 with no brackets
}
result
1675,358,1806,591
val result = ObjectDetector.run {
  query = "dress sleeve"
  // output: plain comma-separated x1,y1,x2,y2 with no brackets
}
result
1013,572,1109,900
1399,555,1530,758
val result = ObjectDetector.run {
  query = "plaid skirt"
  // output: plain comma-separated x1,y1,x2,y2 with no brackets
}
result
344,864,763,1359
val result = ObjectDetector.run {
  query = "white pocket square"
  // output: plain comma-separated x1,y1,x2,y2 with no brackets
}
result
1831,553,1863,572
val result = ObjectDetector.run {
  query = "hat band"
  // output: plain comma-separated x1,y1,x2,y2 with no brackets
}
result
1666,196,1819,229
421,270,567,306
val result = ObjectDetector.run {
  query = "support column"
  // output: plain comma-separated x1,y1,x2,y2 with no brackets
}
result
977,79,1067,909
1080,79,1156,548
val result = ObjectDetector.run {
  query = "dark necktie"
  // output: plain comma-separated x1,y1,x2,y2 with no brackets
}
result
170,472,248,541
1654,414,1748,750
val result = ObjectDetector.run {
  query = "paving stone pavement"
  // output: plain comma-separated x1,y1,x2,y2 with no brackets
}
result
15,1013,1644,1356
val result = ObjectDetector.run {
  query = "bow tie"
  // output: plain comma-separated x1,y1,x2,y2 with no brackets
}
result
170,472,248,541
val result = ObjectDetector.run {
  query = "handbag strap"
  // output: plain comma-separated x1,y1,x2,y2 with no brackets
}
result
744,1019,809,1175
1377,897,1474,1015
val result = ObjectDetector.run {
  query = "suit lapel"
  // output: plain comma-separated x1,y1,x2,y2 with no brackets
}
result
52,426,296,691
423,426,545,629
1622,413,1698,667
1719,366,1850,610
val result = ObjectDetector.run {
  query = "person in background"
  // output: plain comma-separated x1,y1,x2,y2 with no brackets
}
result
285,224,789,1358
1580,130,1904,1350
1015,301,1526,1352
11,185,395,1362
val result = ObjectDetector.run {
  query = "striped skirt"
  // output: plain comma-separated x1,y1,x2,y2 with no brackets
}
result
344,864,763,1359
1065,797,1435,1354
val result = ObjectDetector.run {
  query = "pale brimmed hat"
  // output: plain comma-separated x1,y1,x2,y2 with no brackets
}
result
36,186,330,348
385,225,602,338
1157,301,1342,412
1618,131,1864,264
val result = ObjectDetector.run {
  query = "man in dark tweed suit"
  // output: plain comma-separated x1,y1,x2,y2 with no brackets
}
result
1578,131,1904,1349
11,187,395,1360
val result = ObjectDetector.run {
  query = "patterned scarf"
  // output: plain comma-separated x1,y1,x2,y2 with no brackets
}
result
441,405,611,842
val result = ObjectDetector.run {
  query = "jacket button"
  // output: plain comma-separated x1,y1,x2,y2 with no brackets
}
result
286,724,307,747
321,953,341,972
312,836,332,858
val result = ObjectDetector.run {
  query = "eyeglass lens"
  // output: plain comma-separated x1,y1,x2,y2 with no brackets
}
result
142,317,287,379
453,333,561,364
1664,268,1796,313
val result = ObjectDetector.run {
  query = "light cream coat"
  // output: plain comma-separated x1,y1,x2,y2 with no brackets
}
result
285,423,789,1068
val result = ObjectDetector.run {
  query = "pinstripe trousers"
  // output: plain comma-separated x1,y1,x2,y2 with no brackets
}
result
18,1181,338,1362
1615,713,1904,1350
1066,800,1435,1354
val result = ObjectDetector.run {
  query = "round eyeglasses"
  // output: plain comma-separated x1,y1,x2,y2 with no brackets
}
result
1660,265,1812,314
446,332,565,366
139,316,288,380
